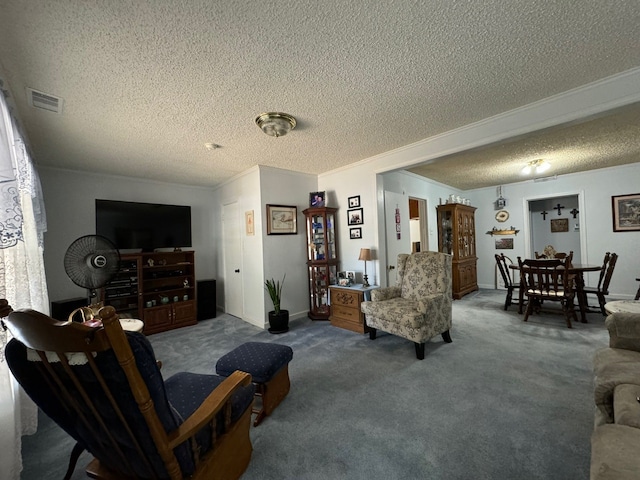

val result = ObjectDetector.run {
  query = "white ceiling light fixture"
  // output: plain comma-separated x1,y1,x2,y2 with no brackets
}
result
521,159,551,175
255,112,297,138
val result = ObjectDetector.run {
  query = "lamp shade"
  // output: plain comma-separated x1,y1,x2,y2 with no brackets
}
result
358,248,372,261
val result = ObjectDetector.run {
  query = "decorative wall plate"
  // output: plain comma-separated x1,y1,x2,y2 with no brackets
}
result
495,210,509,222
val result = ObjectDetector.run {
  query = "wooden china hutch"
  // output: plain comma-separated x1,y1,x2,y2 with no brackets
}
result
436,203,478,299
303,207,339,320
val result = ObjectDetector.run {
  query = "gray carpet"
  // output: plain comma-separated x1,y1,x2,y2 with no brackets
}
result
20,289,608,479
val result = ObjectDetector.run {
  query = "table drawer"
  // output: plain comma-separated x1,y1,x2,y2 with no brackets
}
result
331,289,361,307
331,304,362,323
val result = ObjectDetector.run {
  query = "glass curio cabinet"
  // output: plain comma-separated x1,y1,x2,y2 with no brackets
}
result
303,206,339,320
436,203,478,299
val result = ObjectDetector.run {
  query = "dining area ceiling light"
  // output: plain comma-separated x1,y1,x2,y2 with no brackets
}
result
522,159,551,175
255,112,297,138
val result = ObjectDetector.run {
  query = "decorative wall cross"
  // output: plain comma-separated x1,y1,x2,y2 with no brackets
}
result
554,203,565,215
570,208,579,218
541,210,548,220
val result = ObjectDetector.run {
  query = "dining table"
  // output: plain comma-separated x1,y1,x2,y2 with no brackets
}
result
509,262,603,323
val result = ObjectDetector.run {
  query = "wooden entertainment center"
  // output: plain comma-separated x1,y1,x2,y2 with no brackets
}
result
102,250,197,334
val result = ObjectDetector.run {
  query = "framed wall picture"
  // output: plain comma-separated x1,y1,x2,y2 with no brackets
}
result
550,218,569,233
495,238,513,249
309,191,325,208
245,210,254,236
266,204,297,235
612,192,640,232
347,208,363,225
350,227,362,239
348,195,360,208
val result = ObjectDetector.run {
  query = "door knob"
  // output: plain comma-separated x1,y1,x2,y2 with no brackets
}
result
388,265,395,271
234,269,240,273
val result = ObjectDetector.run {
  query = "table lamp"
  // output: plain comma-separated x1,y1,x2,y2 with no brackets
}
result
358,248,372,287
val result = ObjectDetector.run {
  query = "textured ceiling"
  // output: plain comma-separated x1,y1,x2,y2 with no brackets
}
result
0,1,639,189
408,102,640,189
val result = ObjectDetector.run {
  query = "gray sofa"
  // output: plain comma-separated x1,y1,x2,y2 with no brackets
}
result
591,312,640,479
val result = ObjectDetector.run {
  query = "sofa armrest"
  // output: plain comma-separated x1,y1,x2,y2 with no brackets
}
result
370,286,401,302
606,313,640,352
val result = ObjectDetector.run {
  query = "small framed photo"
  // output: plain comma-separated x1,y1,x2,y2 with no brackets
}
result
350,227,362,239
338,271,352,286
245,210,254,236
347,208,363,225
348,195,361,208
550,218,569,233
309,191,326,208
266,204,297,235
495,238,513,249
346,271,356,283
612,193,640,232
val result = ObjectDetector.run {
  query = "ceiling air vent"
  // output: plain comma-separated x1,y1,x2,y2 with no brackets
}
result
26,87,63,114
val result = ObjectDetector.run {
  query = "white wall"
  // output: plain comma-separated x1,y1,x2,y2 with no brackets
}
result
317,162,381,284
259,166,317,323
319,166,462,288
319,67,640,294
323,161,639,299
466,163,640,298
211,167,263,326
40,167,217,302
211,165,316,328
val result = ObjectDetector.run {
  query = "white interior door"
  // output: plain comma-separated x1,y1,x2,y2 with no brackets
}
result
384,191,411,285
222,202,243,317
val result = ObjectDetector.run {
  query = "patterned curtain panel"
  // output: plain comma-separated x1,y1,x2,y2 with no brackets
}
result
0,82,47,479
0,98,21,249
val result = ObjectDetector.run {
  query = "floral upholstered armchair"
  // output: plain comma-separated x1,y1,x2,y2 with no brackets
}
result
360,251,453,359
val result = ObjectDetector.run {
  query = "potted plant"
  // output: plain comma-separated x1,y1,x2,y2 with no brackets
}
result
265,274,289,333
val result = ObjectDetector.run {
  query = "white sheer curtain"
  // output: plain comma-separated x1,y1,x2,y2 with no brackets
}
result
0,83,49,479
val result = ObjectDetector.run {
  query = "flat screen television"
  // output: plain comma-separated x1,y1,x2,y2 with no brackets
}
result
96,199,192,251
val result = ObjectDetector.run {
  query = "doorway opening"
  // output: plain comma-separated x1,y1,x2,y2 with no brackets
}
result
524,192,584,263
383,191,428,286
409,197,428,253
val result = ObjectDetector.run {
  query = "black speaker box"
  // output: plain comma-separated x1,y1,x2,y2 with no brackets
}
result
50,297,88,321
197,279,217,320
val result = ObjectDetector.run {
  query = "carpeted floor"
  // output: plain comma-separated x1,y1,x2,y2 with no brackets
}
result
20,289,608,479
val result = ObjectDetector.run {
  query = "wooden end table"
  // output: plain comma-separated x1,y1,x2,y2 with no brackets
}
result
329,284,378,333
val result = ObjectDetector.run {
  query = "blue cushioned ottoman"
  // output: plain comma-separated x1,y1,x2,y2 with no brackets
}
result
216,342,293,426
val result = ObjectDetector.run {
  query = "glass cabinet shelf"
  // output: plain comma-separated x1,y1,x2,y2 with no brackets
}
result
303,206,339,320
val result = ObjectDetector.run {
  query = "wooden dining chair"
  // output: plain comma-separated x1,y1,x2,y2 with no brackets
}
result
534,251,571,260
584,252,618,315
495,254,522,313
517,257,578,328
